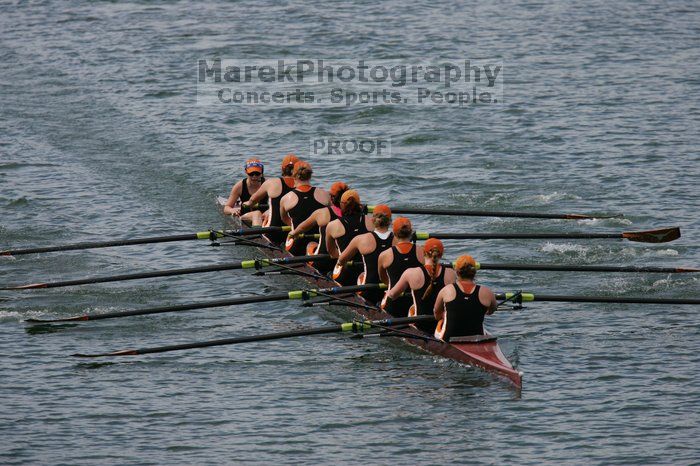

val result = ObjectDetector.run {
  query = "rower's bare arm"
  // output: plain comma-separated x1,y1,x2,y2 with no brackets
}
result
279,194,293,226
290,211,318,237
245,179,270,206
415,245,426,264
444,267,458,285
378,250,390,285
482,287,498,314
433,290,445,321
325,222,340,258
337,236,359,266
223,181,244,215
386,269,410,299
316,188,331,206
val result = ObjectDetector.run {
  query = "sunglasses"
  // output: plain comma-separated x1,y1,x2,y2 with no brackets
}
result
248,171,262,177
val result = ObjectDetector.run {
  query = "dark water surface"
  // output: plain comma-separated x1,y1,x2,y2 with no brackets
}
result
1,1,699,464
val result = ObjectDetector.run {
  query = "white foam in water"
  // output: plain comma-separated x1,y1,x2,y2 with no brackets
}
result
528,192,581,204
619,247,679,258
650,248,679,257
576,217,633,227
541,242,590,255
0,310,30,322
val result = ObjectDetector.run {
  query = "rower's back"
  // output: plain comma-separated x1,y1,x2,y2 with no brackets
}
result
383,217,422,317
284,161,328,255
438,282,487,340
410,264,446,332
332,190,370,285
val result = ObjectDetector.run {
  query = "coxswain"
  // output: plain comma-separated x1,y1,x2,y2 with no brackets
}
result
434,254,498,341
383,238,456,331
324,189,373,285
336,204,394,305
280,161,330,256
287,181,349,273
223,158,267,222
242,153,298,243
378,217,424,317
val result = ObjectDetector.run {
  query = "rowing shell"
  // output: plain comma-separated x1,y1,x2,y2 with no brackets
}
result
217,197,523,389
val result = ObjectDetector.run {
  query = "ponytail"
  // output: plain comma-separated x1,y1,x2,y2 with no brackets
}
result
421,249,443,301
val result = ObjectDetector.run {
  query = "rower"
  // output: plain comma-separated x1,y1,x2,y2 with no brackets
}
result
223,158,267,221
280,161,330,256
383,238,457,332
325,190,373,285
242,153,298,243
287,181,349,273
434,254,498,341
336,204,394,305
378,217,424,317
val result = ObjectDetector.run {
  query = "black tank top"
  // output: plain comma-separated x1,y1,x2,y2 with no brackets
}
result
269,177,294,227
362,231,393,286
384,243,422,318
267,177,294,244
287,186,326,228
240,177,267,205
387,243,422,287
413,265,446,317
335,213,368,254
317,206,340,256
442,283,487,339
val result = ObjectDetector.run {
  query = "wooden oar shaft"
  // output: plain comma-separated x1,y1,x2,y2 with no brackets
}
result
0,226,289,256
497,293,700,305
429,232,621,240
1,234,201,256
421,227,680,243
369,206,623,219
72,315,433,357
2,254,332,290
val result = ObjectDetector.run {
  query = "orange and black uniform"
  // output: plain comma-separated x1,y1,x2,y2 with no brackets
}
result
315,206,340,274
360,232,393,305
385,243,421,317
287,187,326,256
439,284,487,340
267,177,294,244
240,177,267,210
410,265,446,333
333,213,368,285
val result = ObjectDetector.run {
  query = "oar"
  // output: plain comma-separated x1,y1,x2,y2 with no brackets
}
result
496,292,700,305
367,205,623,220
25,283,385,323
417,227,681,243
0,226,291,257
1,254,331,290
456,262,698,274
72,315,435,357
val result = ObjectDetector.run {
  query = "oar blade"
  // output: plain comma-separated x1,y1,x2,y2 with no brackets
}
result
622,227,680,243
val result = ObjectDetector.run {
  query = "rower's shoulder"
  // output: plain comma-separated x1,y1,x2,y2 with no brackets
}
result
378,246,394,261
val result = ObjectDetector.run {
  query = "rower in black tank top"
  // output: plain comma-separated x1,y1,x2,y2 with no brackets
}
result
410,265,446,332
267,177,294,244
333,213,369,285
240,177,267,209
385,243,422,317
287,186,326,256
360,231,393,305
315,206,340,274
440,283,488,340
